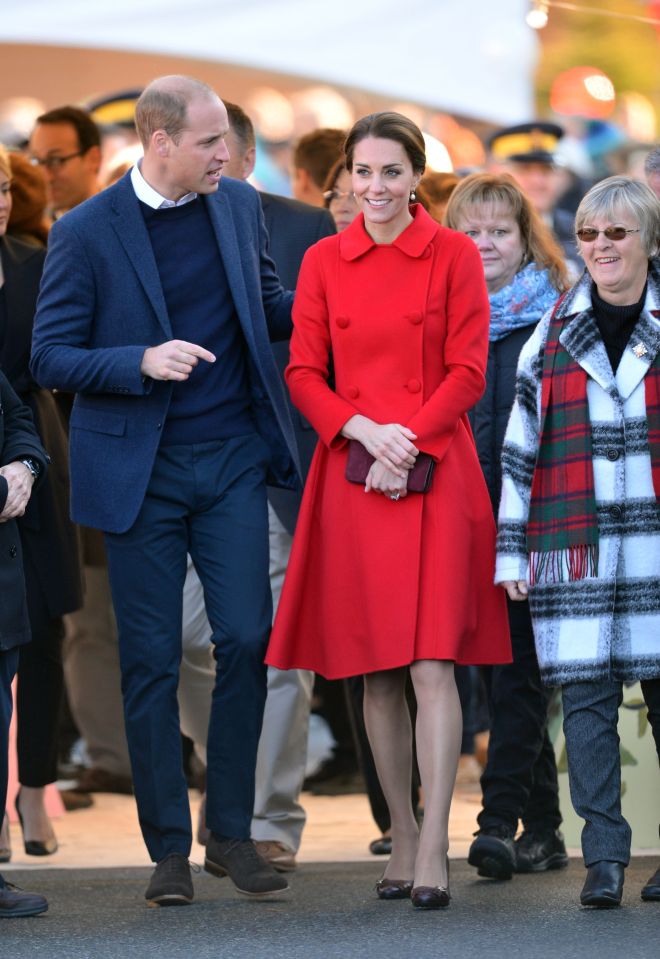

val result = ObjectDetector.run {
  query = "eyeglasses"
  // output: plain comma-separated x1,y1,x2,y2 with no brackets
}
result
575,227,640,242
323,189,356,204
29,151,85,171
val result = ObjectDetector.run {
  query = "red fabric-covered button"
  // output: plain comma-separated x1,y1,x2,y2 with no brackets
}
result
407,311,423,325
347,386,360,399
406,379,421,393
336,315,350,329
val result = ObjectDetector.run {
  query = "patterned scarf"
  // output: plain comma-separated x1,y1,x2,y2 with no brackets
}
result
527,302,660,584
488,263,559,342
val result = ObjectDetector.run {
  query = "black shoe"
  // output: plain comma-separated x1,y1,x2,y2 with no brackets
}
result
308,772,365,796
0,812,10,863
580,861,624,908
145,853,193,906
514,828,568,873
205,837,289,897
0,881,48,918
468,826,516,880
15,790,58,857
369,835,392,856
641,864,660,902
302,755,358,790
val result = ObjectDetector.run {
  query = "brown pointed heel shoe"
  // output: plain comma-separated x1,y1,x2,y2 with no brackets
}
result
411,885,451,909
375,878,413,900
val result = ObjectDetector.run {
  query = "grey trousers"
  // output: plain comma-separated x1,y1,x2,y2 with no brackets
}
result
63,564,131,777
561,680,631,866
178,504,313,852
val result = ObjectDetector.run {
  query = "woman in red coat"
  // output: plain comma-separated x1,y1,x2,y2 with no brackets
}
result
267,113,510,908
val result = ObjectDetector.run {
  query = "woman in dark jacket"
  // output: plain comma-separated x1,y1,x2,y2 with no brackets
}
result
0,145,82,858
445,173,570,881
0,370,49,916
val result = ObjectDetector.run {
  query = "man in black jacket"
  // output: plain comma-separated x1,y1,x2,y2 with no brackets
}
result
0,372,49,917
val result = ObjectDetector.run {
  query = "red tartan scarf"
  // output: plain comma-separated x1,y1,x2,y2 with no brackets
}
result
527,303,660,584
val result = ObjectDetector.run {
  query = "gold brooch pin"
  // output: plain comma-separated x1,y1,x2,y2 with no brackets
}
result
632,342,648,358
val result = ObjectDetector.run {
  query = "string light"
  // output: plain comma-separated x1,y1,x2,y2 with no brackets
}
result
526,2,549,29
526,0,660,30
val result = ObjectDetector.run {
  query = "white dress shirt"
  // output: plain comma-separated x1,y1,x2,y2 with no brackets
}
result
130,162,197,210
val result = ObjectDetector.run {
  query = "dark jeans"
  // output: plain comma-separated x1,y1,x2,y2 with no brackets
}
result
562,677,660,865
478,598,561,834
105,435,272,863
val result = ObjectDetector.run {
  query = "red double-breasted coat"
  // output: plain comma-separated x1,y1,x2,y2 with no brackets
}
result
266,205,511,679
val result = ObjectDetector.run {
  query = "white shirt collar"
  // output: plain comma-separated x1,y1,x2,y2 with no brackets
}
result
130,162,197,209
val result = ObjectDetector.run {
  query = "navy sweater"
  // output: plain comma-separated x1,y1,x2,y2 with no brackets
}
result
140,198,253,445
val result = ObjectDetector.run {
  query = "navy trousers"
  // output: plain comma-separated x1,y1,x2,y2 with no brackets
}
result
104,434,272,863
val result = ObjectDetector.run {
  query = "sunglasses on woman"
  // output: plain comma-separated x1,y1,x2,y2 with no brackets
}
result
576,227,640,242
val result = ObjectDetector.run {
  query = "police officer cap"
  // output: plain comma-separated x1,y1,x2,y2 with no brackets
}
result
86,89,143,129
488,121,564,165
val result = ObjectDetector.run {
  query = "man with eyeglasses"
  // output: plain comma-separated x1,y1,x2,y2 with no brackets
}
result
29,107,102,217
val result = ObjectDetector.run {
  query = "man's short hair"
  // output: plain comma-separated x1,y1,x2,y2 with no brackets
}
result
644,146,660,177
35,106,101,153
224,102,255,154
293,128,346,189
134,75,216,147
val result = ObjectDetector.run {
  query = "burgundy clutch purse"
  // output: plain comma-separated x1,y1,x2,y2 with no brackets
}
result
345,440,435,493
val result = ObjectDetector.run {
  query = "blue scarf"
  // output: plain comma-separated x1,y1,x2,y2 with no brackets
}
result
488,263,559,342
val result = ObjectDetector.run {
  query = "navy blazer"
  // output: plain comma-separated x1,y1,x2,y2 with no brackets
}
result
260,192,335,534
30,173,301,534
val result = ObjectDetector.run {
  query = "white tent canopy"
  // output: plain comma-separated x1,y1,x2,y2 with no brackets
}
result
1,0,536,124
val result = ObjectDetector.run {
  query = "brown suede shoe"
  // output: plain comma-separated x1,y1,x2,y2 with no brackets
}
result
58,790,94,811
72,767,133,795
253,840,297,872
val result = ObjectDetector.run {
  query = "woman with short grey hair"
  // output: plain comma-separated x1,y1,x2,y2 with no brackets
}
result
496,176,660,908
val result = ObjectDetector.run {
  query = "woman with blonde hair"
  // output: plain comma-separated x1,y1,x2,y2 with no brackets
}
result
445,172,571,882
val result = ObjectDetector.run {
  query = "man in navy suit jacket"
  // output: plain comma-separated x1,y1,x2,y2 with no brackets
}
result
176,101,335,873
31,75,300,906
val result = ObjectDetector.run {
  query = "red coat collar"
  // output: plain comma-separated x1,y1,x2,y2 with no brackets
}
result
339,203,438,262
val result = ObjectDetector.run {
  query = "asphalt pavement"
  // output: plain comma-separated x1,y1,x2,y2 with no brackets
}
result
2,859,658,959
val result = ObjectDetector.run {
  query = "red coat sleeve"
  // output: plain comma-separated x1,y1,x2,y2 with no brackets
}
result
285,243,357,449
406,237,489,462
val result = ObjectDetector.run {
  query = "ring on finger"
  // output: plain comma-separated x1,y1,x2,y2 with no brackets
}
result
390,492,401,501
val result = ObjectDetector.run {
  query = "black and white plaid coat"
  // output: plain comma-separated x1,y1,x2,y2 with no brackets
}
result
495,259,660,686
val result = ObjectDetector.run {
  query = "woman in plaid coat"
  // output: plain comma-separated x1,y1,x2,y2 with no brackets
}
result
496,177,660,909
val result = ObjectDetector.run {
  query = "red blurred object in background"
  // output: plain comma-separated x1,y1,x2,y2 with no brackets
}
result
550,66,616,119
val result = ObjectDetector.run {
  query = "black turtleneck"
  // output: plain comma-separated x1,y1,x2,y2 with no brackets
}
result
591,281,647,373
